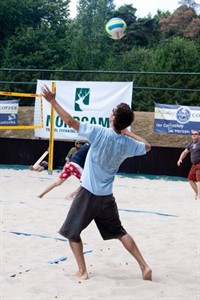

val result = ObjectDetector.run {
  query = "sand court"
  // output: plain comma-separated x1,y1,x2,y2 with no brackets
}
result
1,167,199,299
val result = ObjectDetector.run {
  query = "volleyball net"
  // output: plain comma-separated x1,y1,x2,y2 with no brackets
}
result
0,91,43,130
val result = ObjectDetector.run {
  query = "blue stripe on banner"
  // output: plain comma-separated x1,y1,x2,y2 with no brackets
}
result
154,118,197,135
0,113,18,125
118,208,178,217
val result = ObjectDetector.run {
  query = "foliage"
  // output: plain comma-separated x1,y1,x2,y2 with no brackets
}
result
178,0,200,12
0,0,199,110
69,0,116,70
159,5,200,38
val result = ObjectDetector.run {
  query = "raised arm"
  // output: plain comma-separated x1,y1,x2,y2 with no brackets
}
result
41,85,80,131
121,129,151,152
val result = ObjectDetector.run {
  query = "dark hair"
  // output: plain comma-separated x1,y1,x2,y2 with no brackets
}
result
113,103,134,131
191,130,200,135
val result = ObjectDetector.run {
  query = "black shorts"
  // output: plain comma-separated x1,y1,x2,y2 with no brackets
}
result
40,161,48,170
59,187,127,242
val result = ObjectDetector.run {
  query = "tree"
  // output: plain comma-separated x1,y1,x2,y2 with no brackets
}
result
0,0,70,54
69,0,115,70
105,5,160,51
154,9,171,20
129,17,160,47
183,18,200,37
0,0,70,34
134,37,200,110
1,0,72,93
178,0,200,13
159,5,200,38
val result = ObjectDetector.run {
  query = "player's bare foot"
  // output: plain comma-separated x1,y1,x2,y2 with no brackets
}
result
75,270,89,280
142,267,152,281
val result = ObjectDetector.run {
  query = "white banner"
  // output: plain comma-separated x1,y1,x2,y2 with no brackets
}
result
34,80,133,140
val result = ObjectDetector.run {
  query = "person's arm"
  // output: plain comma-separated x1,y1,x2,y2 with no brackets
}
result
41,85,80,131
65,148,74,161
177,148,189,166
121,129,151,152
66,149,72,161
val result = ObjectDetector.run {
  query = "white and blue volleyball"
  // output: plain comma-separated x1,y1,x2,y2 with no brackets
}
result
105,18,127,40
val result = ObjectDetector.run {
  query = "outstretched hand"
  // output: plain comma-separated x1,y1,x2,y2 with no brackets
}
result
177,159,182,167
41,85,56,103
41,84,80,131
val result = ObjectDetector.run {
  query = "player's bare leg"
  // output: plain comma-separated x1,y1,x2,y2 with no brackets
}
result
65,186,81,200
69,240,89,280
38,178,66,198
118,233,152,281
189,180,198,199
196,181,200,200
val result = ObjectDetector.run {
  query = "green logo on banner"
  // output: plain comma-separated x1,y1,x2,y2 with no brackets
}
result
75,88,90,111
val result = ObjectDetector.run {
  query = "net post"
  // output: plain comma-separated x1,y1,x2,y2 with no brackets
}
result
48,82,56,174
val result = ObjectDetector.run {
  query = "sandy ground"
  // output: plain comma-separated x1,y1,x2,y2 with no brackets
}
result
1,168,199,300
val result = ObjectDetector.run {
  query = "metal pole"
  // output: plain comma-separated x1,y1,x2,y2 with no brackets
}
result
48,82,55,174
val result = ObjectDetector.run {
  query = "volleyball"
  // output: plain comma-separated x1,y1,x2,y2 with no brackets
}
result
105,18,127,40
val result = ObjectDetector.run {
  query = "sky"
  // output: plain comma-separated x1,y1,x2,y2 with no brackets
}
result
69,0,182,19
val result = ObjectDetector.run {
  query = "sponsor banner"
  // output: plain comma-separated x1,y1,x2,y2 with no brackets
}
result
0,100,19,126
34,80,133,140
154,103,200,135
